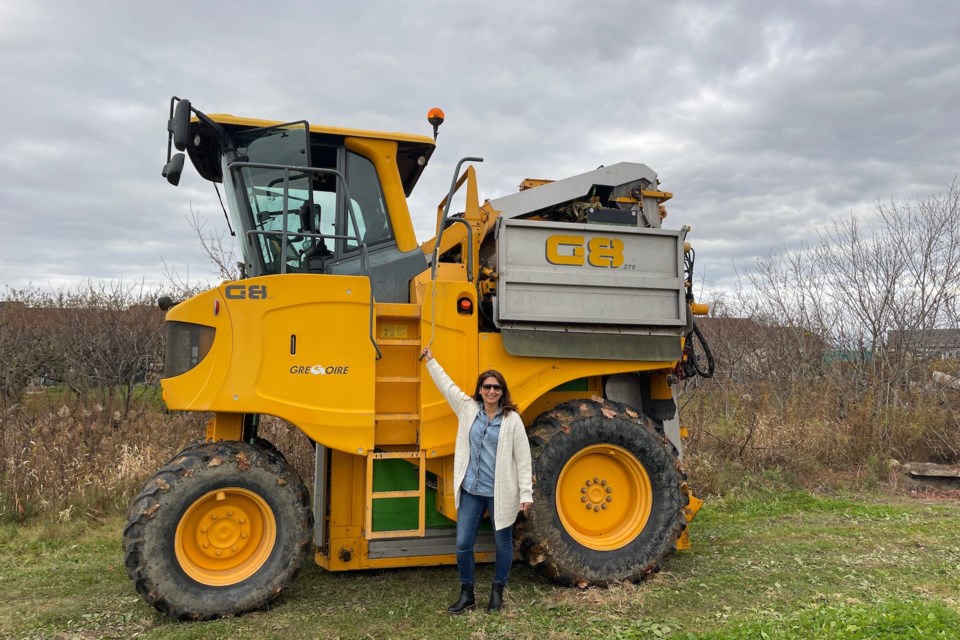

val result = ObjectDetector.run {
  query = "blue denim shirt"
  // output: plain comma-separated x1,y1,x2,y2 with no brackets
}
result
462,407,502,497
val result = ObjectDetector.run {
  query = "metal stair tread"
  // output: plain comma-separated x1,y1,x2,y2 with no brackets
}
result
370,489,421,499
375,412,420,421
370,449,422,459
375,302,422,318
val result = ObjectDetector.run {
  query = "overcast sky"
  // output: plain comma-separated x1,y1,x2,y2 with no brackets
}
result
1,0,958,297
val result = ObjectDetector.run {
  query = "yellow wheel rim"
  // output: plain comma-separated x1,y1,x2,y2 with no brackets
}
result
174,487,277,586
556,444,652,551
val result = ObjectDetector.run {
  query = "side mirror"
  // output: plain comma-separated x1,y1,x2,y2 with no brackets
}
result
157,296,178,310
171,99,192,151
162,153,185,186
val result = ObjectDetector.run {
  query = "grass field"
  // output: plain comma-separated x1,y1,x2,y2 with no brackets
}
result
3,489,960,639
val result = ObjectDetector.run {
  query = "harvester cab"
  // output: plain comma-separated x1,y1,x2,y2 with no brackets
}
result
126,96,711,620
163,97,433,301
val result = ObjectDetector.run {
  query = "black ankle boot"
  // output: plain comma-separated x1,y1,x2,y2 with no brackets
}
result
447,584,476,614
487,582,505,612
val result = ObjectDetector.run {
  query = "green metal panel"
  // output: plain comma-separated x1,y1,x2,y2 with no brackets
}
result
371,458,455,532
552,378,590,392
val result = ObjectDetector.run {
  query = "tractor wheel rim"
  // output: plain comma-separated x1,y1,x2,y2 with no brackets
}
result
174,487,276,586
555,444,652,551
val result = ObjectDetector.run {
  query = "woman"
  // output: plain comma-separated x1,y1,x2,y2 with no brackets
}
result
421,346,533,614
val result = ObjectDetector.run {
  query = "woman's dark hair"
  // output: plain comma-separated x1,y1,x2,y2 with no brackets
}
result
472,370,518,414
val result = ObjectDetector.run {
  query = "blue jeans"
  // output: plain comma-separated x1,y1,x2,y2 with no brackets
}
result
456,489,514,585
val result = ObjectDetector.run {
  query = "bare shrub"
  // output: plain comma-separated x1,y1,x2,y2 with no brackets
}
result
162,205,239,296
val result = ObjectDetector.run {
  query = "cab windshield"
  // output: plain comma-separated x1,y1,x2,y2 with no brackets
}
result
223,123,394,276
246,184,356,273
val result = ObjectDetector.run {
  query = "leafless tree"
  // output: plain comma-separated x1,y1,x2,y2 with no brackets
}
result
54,281,165,421
0,282,166,422
162,205,239,297
0,289,57,409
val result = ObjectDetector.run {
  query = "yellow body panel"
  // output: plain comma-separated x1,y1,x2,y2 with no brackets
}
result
676,489,704,550
416,282,480,457
478,333,677,418
649,371,673,400
161,274,377,455
205,413,243,441
324,449,368,569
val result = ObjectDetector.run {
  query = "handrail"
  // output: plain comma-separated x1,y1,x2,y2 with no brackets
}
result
436,218,474,283
229,161,381,360
244,230,370,274
431,157,483,281
424,157,482,353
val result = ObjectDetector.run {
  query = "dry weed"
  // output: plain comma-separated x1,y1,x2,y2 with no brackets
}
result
0,403,202,520
683,372,960,495
0,399,318,521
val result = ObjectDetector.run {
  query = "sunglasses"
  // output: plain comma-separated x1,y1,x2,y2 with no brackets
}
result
481,384,503,392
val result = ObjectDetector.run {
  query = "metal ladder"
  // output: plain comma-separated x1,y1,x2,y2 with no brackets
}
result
364,302,426,540
364,449,427,540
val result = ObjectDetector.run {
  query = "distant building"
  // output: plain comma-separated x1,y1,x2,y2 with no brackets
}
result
695,317,829,377
888,329,960,359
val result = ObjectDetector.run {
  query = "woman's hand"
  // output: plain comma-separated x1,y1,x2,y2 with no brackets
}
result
520,502,532,516
420,346,434,362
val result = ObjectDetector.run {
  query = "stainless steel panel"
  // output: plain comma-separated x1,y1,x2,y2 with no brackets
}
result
489,162,660,226
500,329,682,361
495,218,686,328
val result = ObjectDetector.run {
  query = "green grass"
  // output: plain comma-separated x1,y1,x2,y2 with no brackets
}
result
2,490,960,639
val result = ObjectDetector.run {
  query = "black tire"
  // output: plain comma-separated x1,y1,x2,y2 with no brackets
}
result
163,436,286,466
515,399,687,587
123,441,313,620
251,436,289,464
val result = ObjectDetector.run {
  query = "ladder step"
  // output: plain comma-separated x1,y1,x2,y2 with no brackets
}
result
376,376,420,383
371,489,421,499
375,413,420,422
371,450,421,460
375,303,421,318
377,338,421,346
367,528,426,540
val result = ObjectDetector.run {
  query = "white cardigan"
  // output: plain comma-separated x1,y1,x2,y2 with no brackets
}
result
426,359,533,531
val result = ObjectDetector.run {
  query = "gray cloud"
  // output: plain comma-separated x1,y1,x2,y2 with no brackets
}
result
1,0,957,295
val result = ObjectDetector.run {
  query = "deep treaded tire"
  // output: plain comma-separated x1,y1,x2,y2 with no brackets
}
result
123,441,312,620
515,399,687,587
